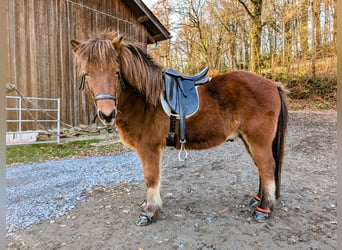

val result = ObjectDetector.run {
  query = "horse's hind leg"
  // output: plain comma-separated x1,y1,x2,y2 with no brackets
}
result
241,135,276,221
253,154,276,221
135,145,163,226
249,178,261,207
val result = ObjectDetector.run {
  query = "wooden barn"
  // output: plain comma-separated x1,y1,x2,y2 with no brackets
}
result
6,0,170,130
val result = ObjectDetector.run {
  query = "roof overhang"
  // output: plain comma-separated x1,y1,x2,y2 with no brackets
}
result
125,0,171,44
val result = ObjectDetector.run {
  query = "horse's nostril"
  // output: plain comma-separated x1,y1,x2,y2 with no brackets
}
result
98,110,115,124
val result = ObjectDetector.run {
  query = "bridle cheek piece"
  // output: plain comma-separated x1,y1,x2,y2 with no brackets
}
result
79,72,126,122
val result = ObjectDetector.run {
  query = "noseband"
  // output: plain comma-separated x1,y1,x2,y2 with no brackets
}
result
79,72,126,122
94,93,117,101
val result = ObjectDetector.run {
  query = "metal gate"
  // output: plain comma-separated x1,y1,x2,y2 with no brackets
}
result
6,96,60,145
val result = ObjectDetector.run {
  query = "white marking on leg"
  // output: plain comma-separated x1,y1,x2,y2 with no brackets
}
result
147,182,162,210
266,181,276,206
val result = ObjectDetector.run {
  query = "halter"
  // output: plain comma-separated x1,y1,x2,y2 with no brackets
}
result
79,72,126,122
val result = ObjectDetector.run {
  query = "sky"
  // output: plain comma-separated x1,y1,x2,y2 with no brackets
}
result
142,0,156,9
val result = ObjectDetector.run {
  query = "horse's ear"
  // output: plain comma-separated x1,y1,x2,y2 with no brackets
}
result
71,40,80,51
112,35,123,51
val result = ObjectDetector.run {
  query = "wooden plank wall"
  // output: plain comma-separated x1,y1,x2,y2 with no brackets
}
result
7,0,148,129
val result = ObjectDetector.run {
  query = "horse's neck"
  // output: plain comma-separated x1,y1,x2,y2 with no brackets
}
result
118,86,149,116
116,85,168,143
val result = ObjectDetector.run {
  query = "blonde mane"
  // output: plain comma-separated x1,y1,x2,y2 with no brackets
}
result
73,31,119,74
72,31,163,106
119,41,163,106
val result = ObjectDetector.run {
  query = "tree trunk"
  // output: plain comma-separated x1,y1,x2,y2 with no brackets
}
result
311,0,316,78
238,0,263,73
300,0,309,59
332,0,337,54
314,0,321,50
250,24,262,73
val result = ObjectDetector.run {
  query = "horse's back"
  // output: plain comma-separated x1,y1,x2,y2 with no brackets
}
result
183,70,283,149
213,70,278,95
204,70,282,142
208,70,281,113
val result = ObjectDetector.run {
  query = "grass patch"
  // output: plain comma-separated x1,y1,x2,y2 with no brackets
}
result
6,139,127,166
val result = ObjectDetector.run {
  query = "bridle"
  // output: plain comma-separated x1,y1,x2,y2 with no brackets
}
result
79,71,126,122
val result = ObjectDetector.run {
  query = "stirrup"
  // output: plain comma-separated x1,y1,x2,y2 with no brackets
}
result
178,139,188,161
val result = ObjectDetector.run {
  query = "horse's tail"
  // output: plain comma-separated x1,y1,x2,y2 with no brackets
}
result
273,84,288,199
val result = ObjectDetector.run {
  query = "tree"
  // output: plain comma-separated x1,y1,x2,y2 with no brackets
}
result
149,0,336,77
209,0,250,70
237,0,263,73
148,0,173,68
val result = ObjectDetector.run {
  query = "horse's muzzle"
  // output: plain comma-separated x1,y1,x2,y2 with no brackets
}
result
94,93,118,126
98,109,117,126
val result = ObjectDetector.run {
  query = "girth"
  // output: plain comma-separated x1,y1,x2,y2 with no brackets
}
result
162,66,210,155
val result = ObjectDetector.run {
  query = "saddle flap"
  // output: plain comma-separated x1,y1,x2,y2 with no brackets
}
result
164,74,199,116
163,67,211,117
163,66,210,146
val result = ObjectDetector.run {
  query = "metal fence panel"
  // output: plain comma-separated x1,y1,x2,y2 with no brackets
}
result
6,96,60,145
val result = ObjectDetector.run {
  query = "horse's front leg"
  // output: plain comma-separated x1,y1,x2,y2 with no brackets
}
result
135,145,163,226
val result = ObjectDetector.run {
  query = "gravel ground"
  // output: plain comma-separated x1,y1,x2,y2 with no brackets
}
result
6,152,142,233
6,111,337,249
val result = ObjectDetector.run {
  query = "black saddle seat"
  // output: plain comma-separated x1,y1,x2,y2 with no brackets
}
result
163,66,209,83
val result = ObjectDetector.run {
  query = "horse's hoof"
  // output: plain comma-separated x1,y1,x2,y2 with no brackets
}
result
249,197,260,207
253,208,270,222
136,211,155,226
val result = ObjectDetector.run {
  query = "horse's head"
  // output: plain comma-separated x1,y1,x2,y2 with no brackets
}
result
71,35,123,126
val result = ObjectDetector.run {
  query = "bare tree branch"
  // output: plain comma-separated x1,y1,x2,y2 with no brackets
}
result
237,0,254,18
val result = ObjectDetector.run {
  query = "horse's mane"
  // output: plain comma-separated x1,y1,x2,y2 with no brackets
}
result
73,31,163,106
73,31,119,74
119,41,163,106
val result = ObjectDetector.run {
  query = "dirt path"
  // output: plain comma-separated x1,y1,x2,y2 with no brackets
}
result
7,111,337,249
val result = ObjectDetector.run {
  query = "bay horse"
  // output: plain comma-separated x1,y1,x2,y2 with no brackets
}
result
71,32,288,226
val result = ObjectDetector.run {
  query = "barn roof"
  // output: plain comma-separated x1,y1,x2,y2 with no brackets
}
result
125,0,171,44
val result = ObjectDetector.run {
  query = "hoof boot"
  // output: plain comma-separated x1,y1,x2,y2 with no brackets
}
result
249,197,260,207
136,211,155,226
253,209,270,222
